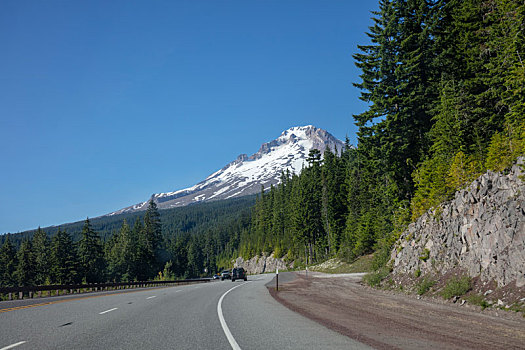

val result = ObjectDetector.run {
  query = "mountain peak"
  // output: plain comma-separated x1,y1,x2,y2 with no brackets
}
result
251,125,340,160
279,125,317,141
108,126,344,216
281,124,315,134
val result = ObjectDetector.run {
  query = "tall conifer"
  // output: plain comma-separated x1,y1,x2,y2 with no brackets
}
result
50,229,79,284
0,236,17,286
78,218,105,283
15,240,35,286
32,227,50,285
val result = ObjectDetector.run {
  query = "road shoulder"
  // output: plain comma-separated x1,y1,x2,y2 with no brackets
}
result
268,271,525,350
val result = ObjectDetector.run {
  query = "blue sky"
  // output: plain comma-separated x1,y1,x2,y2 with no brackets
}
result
0,0,378,234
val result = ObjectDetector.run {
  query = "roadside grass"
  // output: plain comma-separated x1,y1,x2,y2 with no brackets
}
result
465,293,491,310
416,277,436,295
363,267,390,287
441,275,471,299
310,254,375,274
508,301,525,317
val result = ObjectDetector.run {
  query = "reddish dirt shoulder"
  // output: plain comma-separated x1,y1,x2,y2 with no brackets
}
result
268,272,525,350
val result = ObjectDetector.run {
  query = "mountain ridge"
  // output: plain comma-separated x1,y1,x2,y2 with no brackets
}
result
108,125,344,216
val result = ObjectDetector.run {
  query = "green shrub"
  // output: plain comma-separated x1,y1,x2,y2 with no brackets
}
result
417,277,436,295
508,302,525,316
441,275,471,299
363,267,390,287
273,245,284,259
480,299,491,310
414,269,421,278
371,245,391,271
419,248,430,262
466,294,490,310
486,121,525,172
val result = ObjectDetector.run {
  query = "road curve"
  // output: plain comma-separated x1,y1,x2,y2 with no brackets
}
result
0,273,370,349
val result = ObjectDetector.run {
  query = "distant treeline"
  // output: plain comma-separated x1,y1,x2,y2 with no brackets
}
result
238,0,525,268
0,197,254,286
4,195,255,245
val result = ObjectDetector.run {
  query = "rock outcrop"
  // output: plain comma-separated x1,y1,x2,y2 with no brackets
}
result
391,159,525,288
234,253,292,274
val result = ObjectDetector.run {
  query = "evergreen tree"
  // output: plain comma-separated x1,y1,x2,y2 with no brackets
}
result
15,240,35,286
322,148,347,255
105,232,120,281
106,220,137,282
0,235,17,287
50,229,79,284
169,233,189,278
141,200,163,278
32,227,50,285
78,218,105,283
187,237,204,277
132,218,149,281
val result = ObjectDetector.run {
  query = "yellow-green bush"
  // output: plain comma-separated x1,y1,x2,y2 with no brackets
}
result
411,151,482,221
486,121,525,172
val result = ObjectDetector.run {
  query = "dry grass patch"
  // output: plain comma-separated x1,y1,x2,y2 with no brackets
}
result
310,254,375,274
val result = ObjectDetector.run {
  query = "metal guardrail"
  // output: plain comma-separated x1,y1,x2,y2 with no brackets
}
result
0,278,212,301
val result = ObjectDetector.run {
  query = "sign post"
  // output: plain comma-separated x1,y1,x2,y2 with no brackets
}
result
276,268,279,291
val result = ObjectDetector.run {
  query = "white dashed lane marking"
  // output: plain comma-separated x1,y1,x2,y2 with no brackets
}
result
99,308,118,315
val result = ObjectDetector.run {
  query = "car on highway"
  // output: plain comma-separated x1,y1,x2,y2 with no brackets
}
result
213,273,221,280
220,270,231,280
231,267,247,282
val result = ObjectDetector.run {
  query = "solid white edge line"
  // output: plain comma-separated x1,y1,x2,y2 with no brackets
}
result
99,307,118,315
0,341,27,350
146,296,156,299
217,282,248,350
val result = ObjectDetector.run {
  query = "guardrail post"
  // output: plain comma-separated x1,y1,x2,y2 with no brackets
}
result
8,293,12,300
19,291,23,300
38,291,42,298
29,291,33,299
56,289,59,296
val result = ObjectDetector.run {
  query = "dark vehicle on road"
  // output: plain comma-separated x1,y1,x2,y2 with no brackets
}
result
221,270,231,280
231,267,247,282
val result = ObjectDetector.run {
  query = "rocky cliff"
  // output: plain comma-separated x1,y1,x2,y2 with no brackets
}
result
391,158,525,288
233,253,292,274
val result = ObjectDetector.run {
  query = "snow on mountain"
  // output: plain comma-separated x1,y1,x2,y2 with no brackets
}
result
108,125,344,215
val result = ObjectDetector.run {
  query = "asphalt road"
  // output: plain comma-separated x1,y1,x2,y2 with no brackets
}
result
0,273,370,349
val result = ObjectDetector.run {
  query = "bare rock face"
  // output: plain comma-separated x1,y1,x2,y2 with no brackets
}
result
392,158,525,287
233,253,292,274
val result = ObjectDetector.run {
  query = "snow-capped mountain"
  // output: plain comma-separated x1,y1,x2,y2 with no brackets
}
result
108,125,344,215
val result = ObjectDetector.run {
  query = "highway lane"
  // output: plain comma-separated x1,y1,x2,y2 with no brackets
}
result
223,274,370,349
0,273,370,349
0,284,191,312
